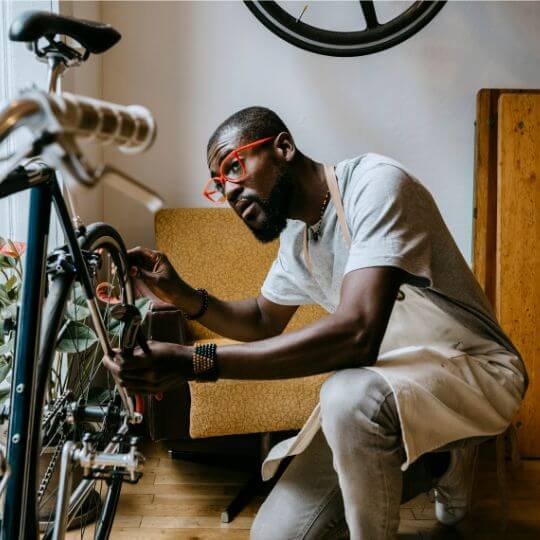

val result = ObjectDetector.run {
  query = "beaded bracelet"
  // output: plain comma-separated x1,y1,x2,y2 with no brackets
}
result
192,342,218,382
184,288,209,320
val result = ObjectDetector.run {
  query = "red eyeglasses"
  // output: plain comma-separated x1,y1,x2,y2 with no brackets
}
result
203,136,275,203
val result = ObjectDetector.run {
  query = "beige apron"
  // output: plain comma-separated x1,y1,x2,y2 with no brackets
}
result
261,165,525,481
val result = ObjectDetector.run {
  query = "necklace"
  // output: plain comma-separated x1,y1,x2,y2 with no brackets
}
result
310,189,331,241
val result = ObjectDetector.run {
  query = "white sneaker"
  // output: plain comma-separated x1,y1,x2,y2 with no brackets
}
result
431,445,478,526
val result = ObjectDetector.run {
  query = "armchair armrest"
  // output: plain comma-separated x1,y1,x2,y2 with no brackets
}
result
141,295,190,440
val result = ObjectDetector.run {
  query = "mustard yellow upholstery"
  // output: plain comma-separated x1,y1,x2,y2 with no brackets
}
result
155,208,328,438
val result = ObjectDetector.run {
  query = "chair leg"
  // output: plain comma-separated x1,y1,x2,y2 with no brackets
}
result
495,432,509,534
221,469,263,523
221,432,274,523
169,433,286,524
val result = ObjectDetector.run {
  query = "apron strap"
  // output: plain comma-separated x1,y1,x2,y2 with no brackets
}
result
303,165,352,276
324,164,352,247
302,225,314,275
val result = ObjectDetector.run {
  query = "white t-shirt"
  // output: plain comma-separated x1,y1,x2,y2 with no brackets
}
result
261,153,526,379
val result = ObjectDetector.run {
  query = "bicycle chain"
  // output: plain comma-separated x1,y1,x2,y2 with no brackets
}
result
38,392,73,503
41,391,71,429
37,430,68,503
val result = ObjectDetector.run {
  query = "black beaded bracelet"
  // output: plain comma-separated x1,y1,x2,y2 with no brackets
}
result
184,288,209,320
192,342,218,382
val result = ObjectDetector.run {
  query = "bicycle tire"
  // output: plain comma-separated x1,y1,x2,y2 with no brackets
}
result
32,222,135,539
245,1,446,57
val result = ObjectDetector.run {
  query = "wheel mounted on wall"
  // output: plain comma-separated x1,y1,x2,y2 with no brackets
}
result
244,1,446,57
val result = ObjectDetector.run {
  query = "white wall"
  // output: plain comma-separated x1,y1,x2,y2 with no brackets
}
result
100,1,540,259
0,1,54,243
0,1,103,244
59,0,104,225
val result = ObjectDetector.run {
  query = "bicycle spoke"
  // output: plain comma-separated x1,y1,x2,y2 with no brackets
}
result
360,0,379,29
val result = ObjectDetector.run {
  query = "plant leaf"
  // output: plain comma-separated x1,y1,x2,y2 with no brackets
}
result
0,386,10,406
135,297,151,322
0,255,17,269
1,304,17,320
0,359,10,382
105,315,121,333
65,301,91,322
56,321,98,353
0,288,10,305
4,275,17,292
0,338,14,358
72,283,87,307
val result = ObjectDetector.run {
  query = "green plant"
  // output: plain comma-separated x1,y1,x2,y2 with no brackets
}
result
0,238,25,405
0,236,150,406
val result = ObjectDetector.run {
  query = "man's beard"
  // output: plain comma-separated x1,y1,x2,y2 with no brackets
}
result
244,167,293,243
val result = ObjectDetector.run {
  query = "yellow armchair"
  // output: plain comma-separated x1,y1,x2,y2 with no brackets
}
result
155,208,330,439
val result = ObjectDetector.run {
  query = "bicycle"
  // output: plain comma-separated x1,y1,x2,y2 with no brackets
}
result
0,10,162,539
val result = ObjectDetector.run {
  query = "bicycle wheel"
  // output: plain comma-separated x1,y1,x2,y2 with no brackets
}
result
245,1,446,57
35,222,141,539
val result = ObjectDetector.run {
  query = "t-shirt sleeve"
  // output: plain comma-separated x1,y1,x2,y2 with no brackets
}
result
261,251,312,306
344,164,433,287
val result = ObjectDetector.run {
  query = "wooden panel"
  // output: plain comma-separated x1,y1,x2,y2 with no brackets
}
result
497,94,540,456
473,90,501,306
473,89,540,307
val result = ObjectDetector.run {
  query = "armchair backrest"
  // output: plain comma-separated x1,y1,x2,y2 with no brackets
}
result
155,208,326,341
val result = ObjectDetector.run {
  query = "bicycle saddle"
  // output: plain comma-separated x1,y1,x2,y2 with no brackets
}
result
9,11,121,54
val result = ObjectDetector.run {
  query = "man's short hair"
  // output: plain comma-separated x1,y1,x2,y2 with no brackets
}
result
207,106,289,154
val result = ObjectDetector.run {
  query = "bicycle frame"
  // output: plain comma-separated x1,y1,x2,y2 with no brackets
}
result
0,163,138,540
2,167,54,540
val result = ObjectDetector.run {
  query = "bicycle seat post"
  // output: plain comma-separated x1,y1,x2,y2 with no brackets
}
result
47,54,66,94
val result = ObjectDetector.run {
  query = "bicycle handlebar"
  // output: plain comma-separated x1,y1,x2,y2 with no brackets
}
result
0,87,157,188
0,88,155,153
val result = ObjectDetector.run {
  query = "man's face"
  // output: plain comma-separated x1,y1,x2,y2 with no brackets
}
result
207,129,293,243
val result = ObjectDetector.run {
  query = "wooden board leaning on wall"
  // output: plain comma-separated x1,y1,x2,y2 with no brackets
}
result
473,89,540,456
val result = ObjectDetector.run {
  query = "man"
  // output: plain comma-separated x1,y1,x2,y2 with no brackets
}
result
104,107,527,539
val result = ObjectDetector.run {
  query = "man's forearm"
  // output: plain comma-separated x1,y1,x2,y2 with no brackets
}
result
214,313,374,379
171,286,269,342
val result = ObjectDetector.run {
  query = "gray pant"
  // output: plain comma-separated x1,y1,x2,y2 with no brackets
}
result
251,369,443,540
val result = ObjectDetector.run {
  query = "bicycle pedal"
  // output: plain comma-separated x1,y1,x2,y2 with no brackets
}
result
84,469,143,485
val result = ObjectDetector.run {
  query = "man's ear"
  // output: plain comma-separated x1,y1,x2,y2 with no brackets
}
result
274,132,296,163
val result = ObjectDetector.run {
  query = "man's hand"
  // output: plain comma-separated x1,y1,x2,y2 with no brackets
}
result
102,340,194,394
128,246,187,305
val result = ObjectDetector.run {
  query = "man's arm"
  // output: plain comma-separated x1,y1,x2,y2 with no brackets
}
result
216,266,404,379
109,266,403,392
128,246,298,342
181,289,299,342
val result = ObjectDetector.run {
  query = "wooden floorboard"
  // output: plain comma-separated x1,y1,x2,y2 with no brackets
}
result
65,439,540,539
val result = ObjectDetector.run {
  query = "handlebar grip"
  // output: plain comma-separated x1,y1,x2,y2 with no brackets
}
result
51,92,156,154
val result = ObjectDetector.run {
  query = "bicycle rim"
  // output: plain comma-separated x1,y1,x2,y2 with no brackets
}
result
245,1,446,57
